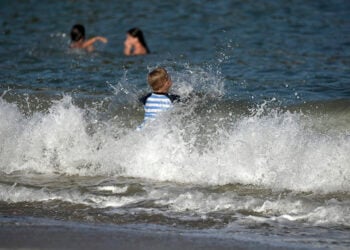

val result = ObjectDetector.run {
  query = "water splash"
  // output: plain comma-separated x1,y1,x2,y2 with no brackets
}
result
0,92,349,194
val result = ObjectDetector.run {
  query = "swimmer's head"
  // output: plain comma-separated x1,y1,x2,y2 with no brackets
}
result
127,27,150,53
148,67,172,92
70,24,85,42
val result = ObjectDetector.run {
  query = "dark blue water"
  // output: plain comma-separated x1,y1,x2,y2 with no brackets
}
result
1,0,350,249
1,0,349,103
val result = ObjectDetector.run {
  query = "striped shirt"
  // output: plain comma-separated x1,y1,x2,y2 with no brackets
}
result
138,93,180,128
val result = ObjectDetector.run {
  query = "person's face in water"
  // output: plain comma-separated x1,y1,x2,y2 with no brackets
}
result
125,34,138,46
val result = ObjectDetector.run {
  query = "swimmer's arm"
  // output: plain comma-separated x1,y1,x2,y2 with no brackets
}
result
124,39,133,55
139,93,152,105
82,36,108,48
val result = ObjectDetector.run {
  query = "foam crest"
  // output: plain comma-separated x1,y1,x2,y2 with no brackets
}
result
222,109,350,192
247,198,350,227
117,107,349,193
0,99,26,168
0,96,100,174
97,186,128,194
1,180,348,227
0,183,140,208
0,91,349,193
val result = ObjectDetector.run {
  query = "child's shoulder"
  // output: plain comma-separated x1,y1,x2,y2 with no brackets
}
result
139,93,180,105
139,93,153,105
167,94,180,103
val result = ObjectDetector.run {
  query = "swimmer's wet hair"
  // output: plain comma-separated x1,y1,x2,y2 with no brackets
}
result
128,27,150,54
148,67,169,92
71,24,85,42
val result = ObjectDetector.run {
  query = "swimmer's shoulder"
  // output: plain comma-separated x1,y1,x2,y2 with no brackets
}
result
139,93,153,105
139,93,181,105
167,94,180,103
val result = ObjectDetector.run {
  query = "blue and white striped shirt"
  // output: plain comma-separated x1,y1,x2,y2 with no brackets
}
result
138,93,180,128
144,93,172,121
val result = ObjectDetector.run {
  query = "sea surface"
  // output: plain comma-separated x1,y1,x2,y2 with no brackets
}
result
0,0,350,249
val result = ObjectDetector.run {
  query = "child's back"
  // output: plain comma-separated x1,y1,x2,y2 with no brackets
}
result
141,93,179,122
138,68,179,128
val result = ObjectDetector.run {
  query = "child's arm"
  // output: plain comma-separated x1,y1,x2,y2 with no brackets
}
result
124,39,133,55
139,93,152,105
124,45,131,55
82,36,108,48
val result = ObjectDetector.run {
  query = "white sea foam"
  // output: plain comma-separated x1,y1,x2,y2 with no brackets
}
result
97,186,128,194
0,93,349,193
1,94,348,230
1,180,348,227
0,183,143,209
121,107,350,193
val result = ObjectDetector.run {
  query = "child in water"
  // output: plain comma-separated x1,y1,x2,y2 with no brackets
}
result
139,67,180,128
70,24,108,52
124,28,150,56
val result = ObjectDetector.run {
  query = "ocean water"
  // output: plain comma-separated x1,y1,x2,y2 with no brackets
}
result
1,0,350,249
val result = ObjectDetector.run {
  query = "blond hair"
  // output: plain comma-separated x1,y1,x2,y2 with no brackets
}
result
147,67,169,91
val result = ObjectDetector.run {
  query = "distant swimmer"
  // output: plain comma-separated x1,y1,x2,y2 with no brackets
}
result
124,27,150,56
69,24,108,52
138,67,180,129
